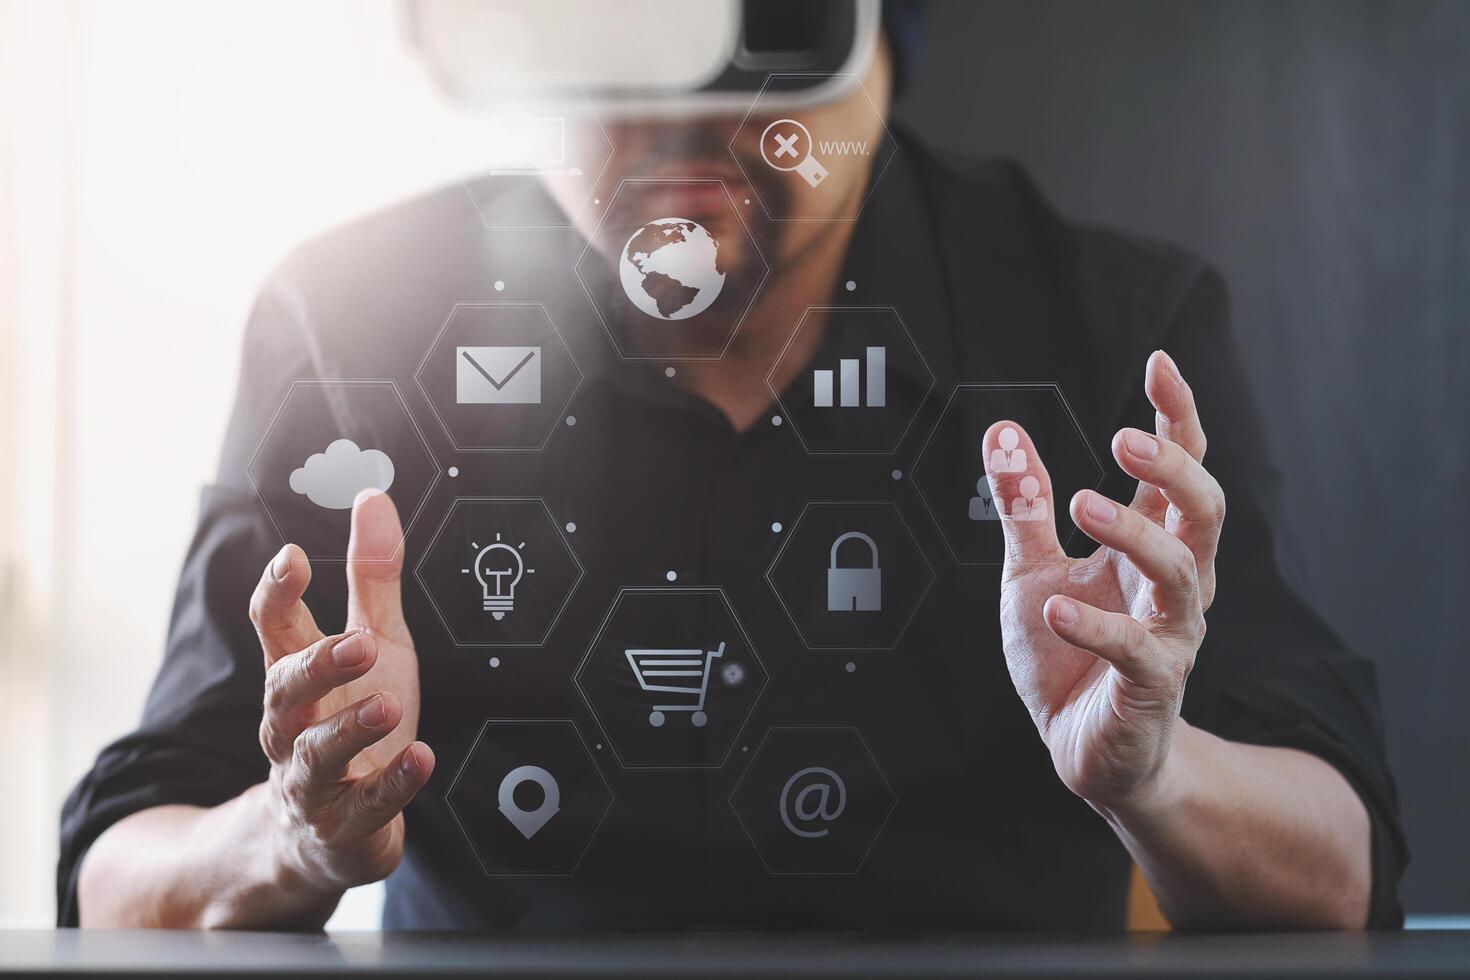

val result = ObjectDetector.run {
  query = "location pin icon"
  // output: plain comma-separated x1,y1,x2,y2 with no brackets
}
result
498,765,560,840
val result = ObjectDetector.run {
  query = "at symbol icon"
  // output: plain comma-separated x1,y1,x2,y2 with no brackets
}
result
779,766,847,838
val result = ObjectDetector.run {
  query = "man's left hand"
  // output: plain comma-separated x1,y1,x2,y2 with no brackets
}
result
987,350,1226,813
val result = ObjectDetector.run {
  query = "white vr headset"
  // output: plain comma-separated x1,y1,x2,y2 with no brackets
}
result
398,0,881,117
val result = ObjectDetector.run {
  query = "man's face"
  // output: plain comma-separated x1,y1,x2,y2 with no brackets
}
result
584,116,787,287
545,39,893,291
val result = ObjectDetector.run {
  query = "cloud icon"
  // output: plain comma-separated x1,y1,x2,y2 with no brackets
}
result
288,438,395,509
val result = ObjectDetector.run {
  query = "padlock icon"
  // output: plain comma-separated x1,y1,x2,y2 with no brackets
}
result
826,531,882,612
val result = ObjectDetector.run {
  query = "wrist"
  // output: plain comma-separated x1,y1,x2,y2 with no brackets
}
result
1093,719,1197,830
259,784,347,912
196,782,342,929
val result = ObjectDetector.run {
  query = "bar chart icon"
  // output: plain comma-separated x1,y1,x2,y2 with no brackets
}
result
814,347,886,408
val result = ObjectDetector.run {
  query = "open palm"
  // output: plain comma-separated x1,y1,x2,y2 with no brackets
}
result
250,491,431,891
989,352,1225,810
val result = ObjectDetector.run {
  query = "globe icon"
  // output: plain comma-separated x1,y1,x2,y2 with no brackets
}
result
618,217,726,320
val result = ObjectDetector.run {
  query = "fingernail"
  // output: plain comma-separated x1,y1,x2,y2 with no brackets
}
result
332,632,367,667
271,547,292,581
1124,429,1159,460
1052,598,1079,626
1085,494,1119,523
1158,350,1183,385
357,695,386,728
400,749,418,777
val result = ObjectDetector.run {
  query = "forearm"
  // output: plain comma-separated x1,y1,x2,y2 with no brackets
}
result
77,783,342,930
1099,720,1372,931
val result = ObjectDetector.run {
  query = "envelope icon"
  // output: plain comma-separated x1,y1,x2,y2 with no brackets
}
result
456,346,541,404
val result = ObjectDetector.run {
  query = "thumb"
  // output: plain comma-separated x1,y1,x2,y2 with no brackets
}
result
982,420,1065,570
346,489,407,636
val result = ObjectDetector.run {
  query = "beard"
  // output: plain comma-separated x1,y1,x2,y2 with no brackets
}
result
590,124,794,359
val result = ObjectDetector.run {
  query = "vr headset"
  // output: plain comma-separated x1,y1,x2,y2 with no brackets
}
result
398,0,881,116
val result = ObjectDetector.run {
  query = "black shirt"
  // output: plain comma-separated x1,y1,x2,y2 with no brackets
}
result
57,131,1407,930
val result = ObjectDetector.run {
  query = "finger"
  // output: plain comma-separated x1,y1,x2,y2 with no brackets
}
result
340,742,436,839
982,420,1065,568
283,692,403,804
1128,351,1204,522
260,632,379,762
1113,427,1225,604
1043,595,1174,689
249,543,324,666
345,490,407,637
1146,350,1207,462
1070,489,1203,627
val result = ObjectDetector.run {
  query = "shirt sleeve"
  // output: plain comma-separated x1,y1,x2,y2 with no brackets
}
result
1128,262,1410,928
55,272,322,926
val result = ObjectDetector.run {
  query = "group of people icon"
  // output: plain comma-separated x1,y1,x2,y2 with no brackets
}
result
968,426,1048,522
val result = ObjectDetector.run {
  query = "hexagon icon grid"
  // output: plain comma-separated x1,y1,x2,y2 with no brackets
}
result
414,497,584,648
728,73,899,223
444,719,613,877
765,305,934,456
911,383,1106,567
575,588,768,770
730,726,897,876
412,303,584,453
766,501,935,651
244,380,440,563
458,72,615,230
572,178,770,361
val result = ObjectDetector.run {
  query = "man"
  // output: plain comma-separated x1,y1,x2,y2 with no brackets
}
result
60,14,1405,931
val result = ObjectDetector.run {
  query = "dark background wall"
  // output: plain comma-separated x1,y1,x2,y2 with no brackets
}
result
895,0,1469,916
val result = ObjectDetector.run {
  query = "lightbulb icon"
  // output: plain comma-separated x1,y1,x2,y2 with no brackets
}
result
463,534,534,620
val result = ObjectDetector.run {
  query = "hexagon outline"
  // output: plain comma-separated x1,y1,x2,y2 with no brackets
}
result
764,304,935,457
910,382,1107,567
243,379,441,565
412,496,584,648
411,302,585,454
443,718,614,878
726,72,899,225
571,178,771,361
458,72,616,231
573,587,768,771
765,500,935,652
728,725,897,877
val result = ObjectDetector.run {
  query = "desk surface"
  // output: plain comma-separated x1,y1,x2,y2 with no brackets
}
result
2,930,1468,978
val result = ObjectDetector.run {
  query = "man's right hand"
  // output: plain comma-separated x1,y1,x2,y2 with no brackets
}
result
249,490,434,899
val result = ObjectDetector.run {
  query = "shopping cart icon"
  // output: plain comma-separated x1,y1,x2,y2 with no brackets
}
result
624,642,725,728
